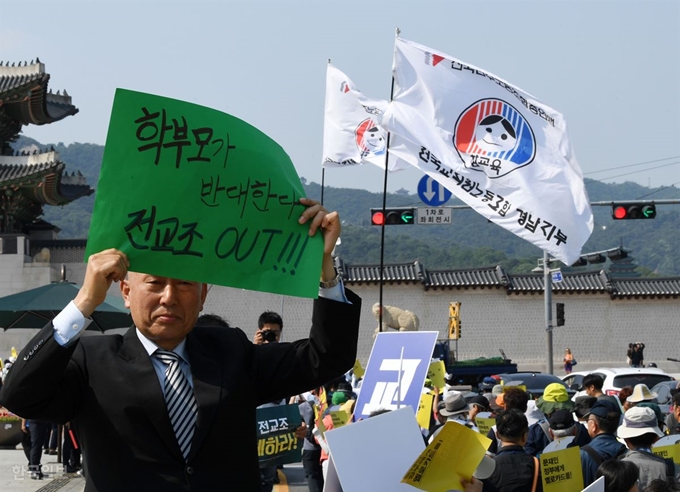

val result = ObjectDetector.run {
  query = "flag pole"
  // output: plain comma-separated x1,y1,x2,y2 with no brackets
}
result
378,28,400,332
320,59,331,207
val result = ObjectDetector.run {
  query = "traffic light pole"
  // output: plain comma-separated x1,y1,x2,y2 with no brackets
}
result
543,250,554,375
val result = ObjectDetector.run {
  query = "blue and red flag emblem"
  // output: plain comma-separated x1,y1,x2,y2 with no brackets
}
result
453,98,536,178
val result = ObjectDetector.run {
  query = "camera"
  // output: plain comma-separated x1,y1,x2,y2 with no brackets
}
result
262,330,278,343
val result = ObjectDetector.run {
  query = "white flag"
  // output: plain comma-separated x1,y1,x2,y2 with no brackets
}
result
381,38,593,265
322,63,409,171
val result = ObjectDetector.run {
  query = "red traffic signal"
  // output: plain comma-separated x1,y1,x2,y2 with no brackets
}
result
370,208,415,225
371,211,385,225
611,203,656,220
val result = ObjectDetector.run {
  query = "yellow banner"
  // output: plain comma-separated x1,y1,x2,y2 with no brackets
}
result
352,359,365,379
540,446,584,492
402,421,491,491
319,387,328,414
416,392,435,429
653,443,680,466
330,410,349,428
427,360,447,389
313,404,326,436
475,417,496,437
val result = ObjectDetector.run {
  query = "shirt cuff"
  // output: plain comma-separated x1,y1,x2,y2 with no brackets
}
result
53,301,92,346
318,279,350,304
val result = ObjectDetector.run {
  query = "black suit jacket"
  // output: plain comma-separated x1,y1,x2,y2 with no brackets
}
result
0,289,361,491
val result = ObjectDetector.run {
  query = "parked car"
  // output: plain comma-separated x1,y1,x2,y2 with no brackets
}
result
561,367,676,397
651,380,680,414
495,372,575,399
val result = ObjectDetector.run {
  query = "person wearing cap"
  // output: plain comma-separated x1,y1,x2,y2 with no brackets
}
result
479,377,497,401
525,383,580,457
483,409,543,492
542,409,578,454
428,391,472,443
619,406,675,489
468,395,491,432
580,399,627,486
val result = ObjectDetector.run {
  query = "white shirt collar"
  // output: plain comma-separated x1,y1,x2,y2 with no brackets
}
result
135,327,190,363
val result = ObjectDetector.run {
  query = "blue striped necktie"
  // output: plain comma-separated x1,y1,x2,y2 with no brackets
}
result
154,349,197,461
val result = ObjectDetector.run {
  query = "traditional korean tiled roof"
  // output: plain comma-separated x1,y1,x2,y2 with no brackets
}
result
0,150,92,204
337,258,680,299
0,151,93,232
0,59,78,143
335,258,426,284
610,277,680,298
507,270,610,294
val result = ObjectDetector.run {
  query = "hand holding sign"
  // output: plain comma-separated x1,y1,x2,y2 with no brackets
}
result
87,89,333,298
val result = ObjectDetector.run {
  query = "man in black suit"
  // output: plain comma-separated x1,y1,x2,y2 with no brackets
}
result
0,199,361,491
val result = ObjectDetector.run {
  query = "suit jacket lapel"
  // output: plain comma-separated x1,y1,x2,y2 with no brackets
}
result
185,331,222,461
117,327,185,463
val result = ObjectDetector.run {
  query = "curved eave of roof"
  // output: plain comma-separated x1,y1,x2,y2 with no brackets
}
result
610,277,680,299
44,100,78,123
56,183,94,201
0,70,78,126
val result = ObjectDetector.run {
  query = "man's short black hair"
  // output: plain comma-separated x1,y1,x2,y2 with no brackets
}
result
671,390,680,407
582,374,604,391
591,413,619,434
258,311,283,330
503,388,529,413
496,408,528,442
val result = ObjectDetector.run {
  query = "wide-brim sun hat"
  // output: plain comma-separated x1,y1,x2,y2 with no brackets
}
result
617,406,663,439
439,392,469,417
536,383,574,415
626,384,657,403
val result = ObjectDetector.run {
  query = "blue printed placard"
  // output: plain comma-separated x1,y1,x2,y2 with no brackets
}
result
354,331,439,421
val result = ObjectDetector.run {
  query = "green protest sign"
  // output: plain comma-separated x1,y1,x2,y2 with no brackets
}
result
256,404,303,465
86,89,322,297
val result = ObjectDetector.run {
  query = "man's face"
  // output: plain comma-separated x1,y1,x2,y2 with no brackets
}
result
584,385,596,397
121,273,207,350
259,323,282,343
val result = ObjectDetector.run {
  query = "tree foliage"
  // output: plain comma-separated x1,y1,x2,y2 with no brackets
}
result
14,137,680,275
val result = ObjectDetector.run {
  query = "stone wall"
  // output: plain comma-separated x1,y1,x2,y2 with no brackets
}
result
1,253,679,376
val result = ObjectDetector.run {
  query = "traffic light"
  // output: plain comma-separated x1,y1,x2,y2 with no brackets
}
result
448,302,461,339
611,203,656,220
556,303,565,327
370,207,416,226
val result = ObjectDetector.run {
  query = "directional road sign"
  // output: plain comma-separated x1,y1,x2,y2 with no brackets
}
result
417,176,452,207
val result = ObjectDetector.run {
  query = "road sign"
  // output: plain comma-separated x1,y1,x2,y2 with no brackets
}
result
417,207,452,225
551,271,563,283
417,176,452,206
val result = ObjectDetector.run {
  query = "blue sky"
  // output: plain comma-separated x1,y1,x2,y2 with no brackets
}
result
2,0,679,194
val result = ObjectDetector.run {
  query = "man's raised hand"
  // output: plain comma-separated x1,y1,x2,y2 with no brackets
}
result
74,249,129,317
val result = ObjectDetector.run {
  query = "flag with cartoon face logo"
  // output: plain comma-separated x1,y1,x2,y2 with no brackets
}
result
381,37,593,265
322,63,409,172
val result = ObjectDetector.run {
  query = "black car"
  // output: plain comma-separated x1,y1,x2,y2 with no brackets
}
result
496,372,576,399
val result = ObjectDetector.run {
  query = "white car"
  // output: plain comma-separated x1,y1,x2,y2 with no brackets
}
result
561,367,676,397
